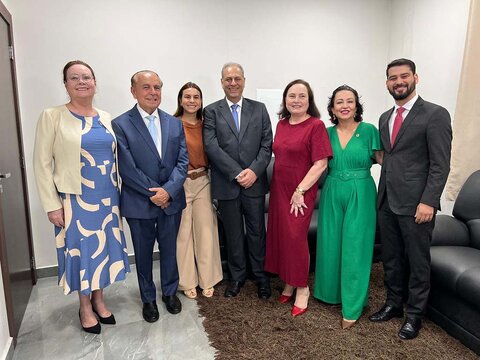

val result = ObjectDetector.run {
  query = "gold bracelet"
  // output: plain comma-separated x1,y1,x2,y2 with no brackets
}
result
295,186,305,195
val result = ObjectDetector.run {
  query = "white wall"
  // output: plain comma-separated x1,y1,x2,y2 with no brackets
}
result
4,0,470,270
388,0,470,119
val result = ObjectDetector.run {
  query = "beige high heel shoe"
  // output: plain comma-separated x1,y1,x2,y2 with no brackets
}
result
183,288,197,299
341,318,357,329
202,287,214,298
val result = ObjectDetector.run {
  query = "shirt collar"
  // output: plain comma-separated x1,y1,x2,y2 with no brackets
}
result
137,104,160,120
225,97,243,109
395,93,419,112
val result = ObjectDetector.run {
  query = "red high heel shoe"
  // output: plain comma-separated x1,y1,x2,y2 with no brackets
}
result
279,294,293,303
291,305,308,317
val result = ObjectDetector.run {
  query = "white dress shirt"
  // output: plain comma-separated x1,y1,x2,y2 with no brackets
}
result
226,97,243,129
388,94,419,136
137,104,162,157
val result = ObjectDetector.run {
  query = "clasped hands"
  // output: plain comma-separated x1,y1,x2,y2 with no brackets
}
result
149,187,170,209
237,168,257,189
290,192,308,217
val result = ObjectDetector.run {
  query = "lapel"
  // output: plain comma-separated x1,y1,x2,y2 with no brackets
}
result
238,99,251,143
380,108,394,152
392,97,423,148
159,109,169,160
219,99,240,139
128,105,162,162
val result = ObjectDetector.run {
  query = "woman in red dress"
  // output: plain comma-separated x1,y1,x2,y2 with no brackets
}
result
265,79,332,316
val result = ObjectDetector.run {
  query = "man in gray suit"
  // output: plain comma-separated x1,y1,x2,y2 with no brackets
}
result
203,62,273,298
369,59,452,340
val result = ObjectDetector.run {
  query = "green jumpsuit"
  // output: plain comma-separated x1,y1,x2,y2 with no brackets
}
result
313,122,381,320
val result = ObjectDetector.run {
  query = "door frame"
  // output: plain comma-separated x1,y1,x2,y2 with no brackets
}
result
0,0,37,343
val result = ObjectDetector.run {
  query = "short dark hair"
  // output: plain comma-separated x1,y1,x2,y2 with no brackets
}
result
173,82,203,120
327,85,363,125
278,79,320,119
63,60,95,83
130,70,161,86
386,58,416,77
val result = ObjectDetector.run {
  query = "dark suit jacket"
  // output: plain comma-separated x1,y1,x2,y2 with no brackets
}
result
112,105,188,218
203,98,272,200
378,96,452,215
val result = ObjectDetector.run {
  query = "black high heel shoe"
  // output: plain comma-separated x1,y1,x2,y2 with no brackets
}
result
79,310,101,334
92,307,116,325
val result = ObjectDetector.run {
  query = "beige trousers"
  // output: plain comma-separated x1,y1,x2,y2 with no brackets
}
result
177,170,223,290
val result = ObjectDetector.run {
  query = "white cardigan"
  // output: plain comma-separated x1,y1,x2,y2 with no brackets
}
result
33,105,116,212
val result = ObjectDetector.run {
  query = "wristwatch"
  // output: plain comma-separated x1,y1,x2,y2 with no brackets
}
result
295,186,306,195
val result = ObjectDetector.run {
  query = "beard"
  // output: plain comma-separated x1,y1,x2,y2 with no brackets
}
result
389,82,416,101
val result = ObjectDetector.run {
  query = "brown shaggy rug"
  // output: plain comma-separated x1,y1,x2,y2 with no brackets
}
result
196,263,478,359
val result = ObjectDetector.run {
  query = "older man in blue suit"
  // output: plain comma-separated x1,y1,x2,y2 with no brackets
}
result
112,71,188,322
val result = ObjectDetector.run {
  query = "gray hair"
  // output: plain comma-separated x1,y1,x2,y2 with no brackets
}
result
221,62,245,78
130,70,161,86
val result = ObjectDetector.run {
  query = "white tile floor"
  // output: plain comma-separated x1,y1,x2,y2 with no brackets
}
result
12,262,216,360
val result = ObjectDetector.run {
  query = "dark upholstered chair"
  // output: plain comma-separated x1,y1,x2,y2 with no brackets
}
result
428,170,480,355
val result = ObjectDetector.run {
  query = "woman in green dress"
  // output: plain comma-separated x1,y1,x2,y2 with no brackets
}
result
314,85,383,329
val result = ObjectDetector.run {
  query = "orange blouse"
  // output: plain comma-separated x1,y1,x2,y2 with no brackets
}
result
182,120,208,170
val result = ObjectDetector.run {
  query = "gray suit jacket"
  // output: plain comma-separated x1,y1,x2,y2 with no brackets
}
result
378,96,452,215
203,98,272,200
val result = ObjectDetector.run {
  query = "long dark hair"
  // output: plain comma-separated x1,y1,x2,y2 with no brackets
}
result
173,82,203,120
278,79,320,119
327,85,364,125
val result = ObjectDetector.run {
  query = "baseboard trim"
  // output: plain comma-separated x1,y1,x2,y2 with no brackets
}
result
36,251,160,278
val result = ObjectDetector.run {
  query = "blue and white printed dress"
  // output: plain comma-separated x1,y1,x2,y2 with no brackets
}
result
55,113,130,295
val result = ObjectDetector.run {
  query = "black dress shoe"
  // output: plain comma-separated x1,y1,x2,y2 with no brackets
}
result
142,301,159,323
79,310,101,334
257,281,271,299
92,307,116,325
224,281,244,297
162,295,182,314
398,317,422,340
369,304,404,322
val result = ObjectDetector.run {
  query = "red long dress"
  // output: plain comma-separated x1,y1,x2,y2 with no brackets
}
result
264,117,332,287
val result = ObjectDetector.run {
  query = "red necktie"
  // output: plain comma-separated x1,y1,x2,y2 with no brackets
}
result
391,107,405,145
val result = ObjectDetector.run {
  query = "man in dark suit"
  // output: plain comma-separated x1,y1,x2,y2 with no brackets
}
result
203,62,273,298
369,59,452,339
112,71,188,322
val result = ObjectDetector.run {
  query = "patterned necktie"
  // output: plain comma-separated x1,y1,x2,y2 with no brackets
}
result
391,107,405,145
231,104,240,131
146,115,158,146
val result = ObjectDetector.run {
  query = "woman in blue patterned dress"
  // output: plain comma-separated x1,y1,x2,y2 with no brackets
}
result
34,60,130,334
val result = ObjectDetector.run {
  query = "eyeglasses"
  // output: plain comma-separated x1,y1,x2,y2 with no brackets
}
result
67,74,94,83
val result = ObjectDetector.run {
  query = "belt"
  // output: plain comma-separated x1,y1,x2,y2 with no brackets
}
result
328,169,371,181
187,169,208,180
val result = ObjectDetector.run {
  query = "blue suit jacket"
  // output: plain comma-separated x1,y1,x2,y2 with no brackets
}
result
112,105,188,219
